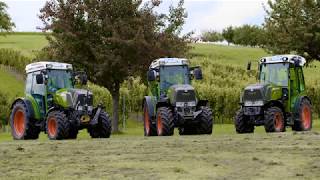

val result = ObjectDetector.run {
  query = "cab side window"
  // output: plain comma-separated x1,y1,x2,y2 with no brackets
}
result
25,73,32,94
32,71,45,95
297,67,305,92
290,67,299,94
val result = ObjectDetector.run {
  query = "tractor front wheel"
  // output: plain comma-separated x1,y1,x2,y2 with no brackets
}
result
143,103,157,136
156,107,174,136
88,111,112,138
10,101,40,140
293,98,312,131
234,109,254,134
264,107,285,133
46,110,70,140
196,106,213,134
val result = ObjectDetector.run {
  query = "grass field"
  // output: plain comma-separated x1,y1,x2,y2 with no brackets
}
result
0,33,48,56
1,33,320,179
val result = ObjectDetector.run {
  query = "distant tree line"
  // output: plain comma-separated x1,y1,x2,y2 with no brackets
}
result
201,0,320,62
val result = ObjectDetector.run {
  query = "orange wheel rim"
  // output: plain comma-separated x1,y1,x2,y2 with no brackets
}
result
144,107,150,135
274,112,283,131
48,117,57,137
157,114,163,135
302,106,311,129
13,109,25,137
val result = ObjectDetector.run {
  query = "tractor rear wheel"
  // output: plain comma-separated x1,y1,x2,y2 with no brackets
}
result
196,106,213,134
292,98,312,131
156,107,174,136
46,110,70,140
234,109,254,134
143,103,157,136
88,111,112,138
10,101,40,140
264,107,285,133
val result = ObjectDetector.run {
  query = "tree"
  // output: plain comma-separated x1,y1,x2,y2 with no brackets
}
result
264,0,320,62
222,26,234,45
39,0,190,132
0,1,15,32
201,30,223,42
232,25,266,47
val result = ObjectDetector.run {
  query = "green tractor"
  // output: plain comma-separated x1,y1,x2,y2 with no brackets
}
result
235,55,312,133
143,58,213,136
10,61,112,140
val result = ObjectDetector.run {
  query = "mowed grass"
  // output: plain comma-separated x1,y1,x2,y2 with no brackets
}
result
0,33,48,56
1,130,320,179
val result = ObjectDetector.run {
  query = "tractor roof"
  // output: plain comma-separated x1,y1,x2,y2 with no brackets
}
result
26,61,73,73
150,58,188,69
260,55,306,66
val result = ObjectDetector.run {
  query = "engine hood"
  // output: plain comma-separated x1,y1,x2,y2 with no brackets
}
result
242,83,283,106
54,88,93,108
168,84,197,105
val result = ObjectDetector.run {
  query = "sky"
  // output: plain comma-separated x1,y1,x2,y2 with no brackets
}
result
3,0,268,36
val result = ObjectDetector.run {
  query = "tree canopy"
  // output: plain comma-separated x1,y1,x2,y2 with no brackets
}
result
264,0,320,62
39,0,190,132
201,30,223,42
0,1,15,32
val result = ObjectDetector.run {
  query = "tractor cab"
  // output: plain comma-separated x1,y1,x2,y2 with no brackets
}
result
143,58,213,136
236,55,311,133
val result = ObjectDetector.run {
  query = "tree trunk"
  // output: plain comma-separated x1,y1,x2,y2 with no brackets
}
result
111,89,120,133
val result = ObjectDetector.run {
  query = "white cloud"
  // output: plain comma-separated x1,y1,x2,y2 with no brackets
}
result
183,0,268,35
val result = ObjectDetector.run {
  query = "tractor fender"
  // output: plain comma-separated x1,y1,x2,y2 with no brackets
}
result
143,96,157,120
11,98,35,119
264,100,285,115
197,100,208,107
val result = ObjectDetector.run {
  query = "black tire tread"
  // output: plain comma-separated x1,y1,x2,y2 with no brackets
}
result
88,111,112,138
46,110,70,140
197,106,213,134
156,107,174,136
10,101,40,140
292,98,312,131
264,106,285,133
234,109,254,134
143,103,157,136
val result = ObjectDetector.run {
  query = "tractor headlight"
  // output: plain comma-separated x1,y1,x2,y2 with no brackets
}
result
244,100,264,107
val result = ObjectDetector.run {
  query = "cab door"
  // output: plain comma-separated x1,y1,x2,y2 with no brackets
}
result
289,67,300,111
31,71,47,117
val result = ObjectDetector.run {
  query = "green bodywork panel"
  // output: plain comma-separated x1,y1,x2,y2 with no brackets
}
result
53,88,71,108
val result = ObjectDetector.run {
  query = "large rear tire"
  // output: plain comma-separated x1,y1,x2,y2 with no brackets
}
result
292,98,312,131
264,107,285,133
46,110,70,140
234,109,254,134
10,101,40,140
156,107,174,136
196,106,213,134
143,103,157,136
88,111,112,138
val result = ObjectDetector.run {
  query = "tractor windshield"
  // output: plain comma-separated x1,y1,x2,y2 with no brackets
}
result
47,70,73,92
159,65,190,92
259,63,289,86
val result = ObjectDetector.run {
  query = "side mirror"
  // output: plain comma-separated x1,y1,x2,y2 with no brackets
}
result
147,70,156,81
36,74,44,84
194,68,203,80
247,61,251,71
74,71,88,85
80,74,88,85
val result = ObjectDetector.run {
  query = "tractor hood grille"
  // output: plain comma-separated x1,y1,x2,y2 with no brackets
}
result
68,89,93,108
243,84,265,102
169,84,196,104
